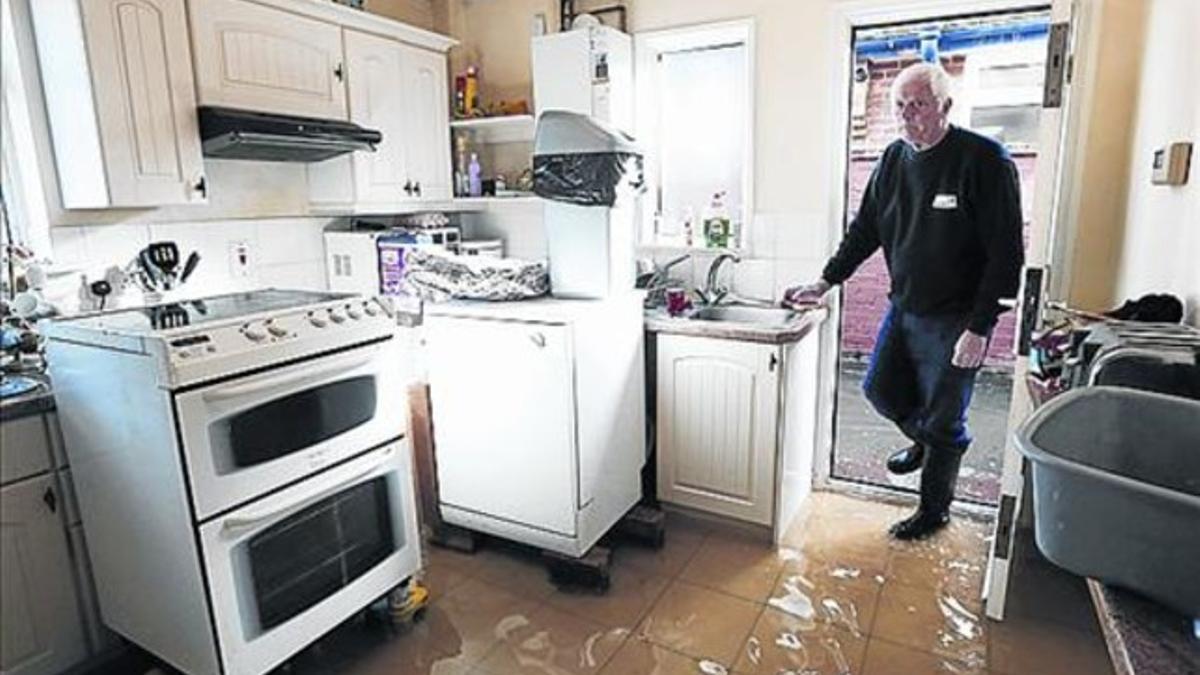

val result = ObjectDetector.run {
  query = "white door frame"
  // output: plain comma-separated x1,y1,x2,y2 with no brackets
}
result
812,0,1093,495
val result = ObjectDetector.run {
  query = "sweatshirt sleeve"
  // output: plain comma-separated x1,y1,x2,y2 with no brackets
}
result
967,157,1025,335
822,156,885,285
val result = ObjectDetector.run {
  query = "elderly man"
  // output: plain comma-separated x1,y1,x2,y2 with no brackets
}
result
786,62,1024,540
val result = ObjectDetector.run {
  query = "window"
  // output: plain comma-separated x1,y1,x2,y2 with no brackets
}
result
957,42,1046,151
635,20,753,249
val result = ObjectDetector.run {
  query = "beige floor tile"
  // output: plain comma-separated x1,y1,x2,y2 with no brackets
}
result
788,509,899,561
619,521,707,579
988,615,1114,675
545,567,671,629
435,578,544,663
732,606,869,675
470,546,560,602
679,532,787,602
871,582,988,669
636,580,763,667
314,611,481,675
884,550,987,613
1002,557,1102,634
861,638,988,675
767,558,882,639
478,605,630,675
422,563,476,603
598,637,717,675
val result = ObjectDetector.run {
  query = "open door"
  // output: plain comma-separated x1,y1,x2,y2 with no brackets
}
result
984,0,1081,621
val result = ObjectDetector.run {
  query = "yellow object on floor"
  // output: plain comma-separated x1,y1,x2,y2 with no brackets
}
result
388,582,429,623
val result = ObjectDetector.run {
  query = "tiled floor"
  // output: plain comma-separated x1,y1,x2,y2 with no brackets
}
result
106,492,1117,675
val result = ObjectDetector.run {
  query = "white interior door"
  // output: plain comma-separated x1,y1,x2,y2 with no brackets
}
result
426,317,578,536
984,0,1080,621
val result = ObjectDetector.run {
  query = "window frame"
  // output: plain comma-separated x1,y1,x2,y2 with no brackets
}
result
633,19,755,249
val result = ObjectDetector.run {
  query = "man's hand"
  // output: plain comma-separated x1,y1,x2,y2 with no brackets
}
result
951,330,988,369
782,280,832,308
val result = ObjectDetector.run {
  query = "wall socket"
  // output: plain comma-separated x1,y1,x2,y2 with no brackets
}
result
229,240,254,278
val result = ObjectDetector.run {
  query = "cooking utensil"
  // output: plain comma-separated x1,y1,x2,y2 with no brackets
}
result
179,251,201,284
146,242,180,288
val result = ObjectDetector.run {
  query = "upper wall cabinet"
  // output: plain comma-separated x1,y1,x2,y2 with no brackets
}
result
401,45,452,202
31,0,207,209
188,0,348,120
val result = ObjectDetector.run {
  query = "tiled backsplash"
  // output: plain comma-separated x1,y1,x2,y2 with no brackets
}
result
46,218,333,314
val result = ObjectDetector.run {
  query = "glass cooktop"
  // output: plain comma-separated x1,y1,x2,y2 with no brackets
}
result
56,290,353,334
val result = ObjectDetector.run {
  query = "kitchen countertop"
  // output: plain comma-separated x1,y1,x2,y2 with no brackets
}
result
644,306,827,344
1025,374,1200,675
0,373,55,422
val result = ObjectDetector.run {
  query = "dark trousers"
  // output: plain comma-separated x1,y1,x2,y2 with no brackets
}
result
861,304,982,452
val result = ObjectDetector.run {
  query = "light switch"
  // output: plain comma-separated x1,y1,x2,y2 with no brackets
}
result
1151,142,1192,186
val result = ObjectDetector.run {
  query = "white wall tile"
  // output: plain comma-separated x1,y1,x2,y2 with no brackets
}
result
747,212,777,259
255,218,333,265
84,224,151,270
774,212,830,260
732,258,776,301
259,262,328,291
48,227,89,268
773,257,826,297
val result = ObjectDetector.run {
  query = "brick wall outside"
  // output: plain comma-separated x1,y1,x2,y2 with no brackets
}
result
839,55,1036,366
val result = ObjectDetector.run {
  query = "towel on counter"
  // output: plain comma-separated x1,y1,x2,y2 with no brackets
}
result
401,248,549,302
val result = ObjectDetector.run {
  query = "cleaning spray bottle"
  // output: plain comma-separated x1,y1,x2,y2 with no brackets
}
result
702,191,731,249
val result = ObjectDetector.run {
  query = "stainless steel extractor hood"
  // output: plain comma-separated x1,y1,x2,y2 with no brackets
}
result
198,106,382,162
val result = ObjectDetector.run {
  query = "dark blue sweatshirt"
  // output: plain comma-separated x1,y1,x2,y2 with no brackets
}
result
822,126,1025,335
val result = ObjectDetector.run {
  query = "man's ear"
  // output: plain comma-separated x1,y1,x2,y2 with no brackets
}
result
942,97,954,114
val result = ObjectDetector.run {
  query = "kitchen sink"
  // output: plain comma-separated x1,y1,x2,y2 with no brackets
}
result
690,305,798,327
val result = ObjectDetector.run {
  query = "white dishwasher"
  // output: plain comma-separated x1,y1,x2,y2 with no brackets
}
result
424,295,645,557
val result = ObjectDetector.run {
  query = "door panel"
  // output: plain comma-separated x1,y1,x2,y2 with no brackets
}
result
426,317,577,536
81,0,205,206
401,45,451,201
345,30,409,205
189,0,347,119
0,476,87,675
657,335,778,525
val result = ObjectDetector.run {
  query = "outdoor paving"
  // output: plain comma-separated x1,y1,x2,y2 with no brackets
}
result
833,359,1013,505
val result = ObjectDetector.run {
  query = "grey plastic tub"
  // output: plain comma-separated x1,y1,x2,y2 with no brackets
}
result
1015,387,1200,618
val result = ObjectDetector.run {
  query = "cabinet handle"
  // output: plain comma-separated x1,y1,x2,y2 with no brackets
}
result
334,63,345,81
414,181,421,196
769,353,778,372
43,486,57,513
529,332,546,348
194,175,207,199
403,180,413,195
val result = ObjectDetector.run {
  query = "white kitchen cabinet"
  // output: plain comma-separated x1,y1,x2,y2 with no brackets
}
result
309,35,451,209
30,0,206,209
188,0,348,120
656,331,821,538
400,44,452,202
0,474,87,675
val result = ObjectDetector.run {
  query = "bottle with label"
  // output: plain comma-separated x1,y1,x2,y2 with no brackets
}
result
464,66,479,116
702,192,731,249
468,153,482,197
454,133,469,197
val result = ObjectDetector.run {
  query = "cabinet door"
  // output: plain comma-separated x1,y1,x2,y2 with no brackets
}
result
401,46,451,201
1,476,87,675
189,0,347,119
344,29,410,205
426,317,577,536
656,335,780,525
79,0,205,206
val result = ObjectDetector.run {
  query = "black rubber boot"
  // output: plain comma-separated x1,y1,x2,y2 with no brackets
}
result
885,443,925,475
889,446,963,541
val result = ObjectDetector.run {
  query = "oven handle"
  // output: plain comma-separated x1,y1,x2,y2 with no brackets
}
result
202,349,378,402
220,445,395,534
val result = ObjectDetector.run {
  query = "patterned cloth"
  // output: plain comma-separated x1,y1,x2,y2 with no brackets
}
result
401,248,549,302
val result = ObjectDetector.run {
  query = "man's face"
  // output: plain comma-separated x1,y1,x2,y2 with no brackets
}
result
893,77,949,148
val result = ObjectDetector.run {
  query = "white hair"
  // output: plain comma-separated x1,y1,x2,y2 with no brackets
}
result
892,62,952,105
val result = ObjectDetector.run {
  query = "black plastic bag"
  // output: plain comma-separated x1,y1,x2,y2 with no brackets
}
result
533,152,644,207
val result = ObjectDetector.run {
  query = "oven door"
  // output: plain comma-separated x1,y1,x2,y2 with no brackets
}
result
200,441,420,675
176,339,405,520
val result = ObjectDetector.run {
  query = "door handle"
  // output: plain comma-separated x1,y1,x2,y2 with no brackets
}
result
43,486,57,513
529,332,547,348
222,446,394,533
201,349,377,402
334,63,345,82
403,180,413,195
413,181,421,196
769,353,778,372
194,175,207,199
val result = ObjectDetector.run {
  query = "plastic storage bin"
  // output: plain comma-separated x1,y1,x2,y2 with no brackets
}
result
1015,386,1200,618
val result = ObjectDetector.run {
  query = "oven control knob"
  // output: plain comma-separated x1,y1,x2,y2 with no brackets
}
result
363,303,378,317
267,323,289,338
328,309,347,324
243,327,267,342
308,313,328,328
346,306,362,320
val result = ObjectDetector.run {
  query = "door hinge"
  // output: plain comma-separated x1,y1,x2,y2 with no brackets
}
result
1042,22,1070,108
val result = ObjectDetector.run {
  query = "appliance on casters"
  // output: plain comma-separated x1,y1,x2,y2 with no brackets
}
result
44,289,420,675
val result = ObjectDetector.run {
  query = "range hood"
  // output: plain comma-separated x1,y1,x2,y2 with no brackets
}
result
198,106,382,162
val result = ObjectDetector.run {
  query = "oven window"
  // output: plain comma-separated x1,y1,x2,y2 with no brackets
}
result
246,476,395,632
223,376,377,469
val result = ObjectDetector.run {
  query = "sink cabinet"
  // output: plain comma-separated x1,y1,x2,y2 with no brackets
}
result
655,332,820,539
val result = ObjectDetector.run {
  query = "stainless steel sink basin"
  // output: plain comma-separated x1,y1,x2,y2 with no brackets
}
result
690,305,797,327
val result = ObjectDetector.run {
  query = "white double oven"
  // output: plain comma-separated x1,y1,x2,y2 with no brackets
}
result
47,290,420,675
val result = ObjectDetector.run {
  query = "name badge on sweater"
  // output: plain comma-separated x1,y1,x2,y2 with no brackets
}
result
932,194,958,210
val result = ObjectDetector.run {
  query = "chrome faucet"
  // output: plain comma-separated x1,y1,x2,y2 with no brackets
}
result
641,254,692,307
697,252,741,306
